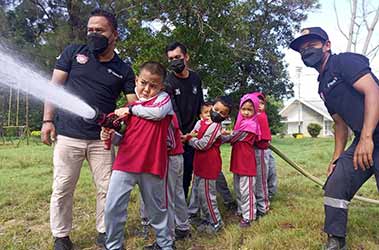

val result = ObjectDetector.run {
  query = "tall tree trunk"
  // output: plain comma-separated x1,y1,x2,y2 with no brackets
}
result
346,0,357,52
362,5,379,55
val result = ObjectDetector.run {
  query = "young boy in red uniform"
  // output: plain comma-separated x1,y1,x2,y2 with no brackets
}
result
184,96,232,233
102,62,174,250
252,92,272,218
188,102,235,220
187,102,211,219
223,93,261,227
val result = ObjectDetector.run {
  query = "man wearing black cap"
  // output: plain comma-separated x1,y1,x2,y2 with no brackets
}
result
290,27,379,250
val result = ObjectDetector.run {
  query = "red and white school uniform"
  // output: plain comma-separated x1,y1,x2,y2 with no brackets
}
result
188,120,223,227
228,131,257,221
105,91,174,250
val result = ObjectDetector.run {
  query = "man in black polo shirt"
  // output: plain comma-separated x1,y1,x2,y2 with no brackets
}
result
290,27,379,250
165,42,204,199
41,9,135,250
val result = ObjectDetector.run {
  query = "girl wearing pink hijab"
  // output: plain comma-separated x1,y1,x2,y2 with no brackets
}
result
223,93,261,227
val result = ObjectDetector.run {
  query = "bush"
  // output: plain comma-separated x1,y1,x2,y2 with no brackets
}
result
31,130,41,137
4,127,17,137
292,133,304,139
307,123,322,138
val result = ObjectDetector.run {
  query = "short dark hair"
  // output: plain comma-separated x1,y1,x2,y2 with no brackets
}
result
201,101,213,112
256,92,266,102
215,96,233,114
139,61,167,82
90,8,118,31
165,42,187,55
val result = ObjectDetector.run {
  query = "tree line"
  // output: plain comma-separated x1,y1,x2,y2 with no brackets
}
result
0,0,319,134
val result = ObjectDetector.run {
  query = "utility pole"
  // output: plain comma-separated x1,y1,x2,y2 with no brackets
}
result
296,66,302,133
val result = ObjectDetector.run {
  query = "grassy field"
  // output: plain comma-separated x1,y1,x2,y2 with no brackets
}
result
0,137,378,250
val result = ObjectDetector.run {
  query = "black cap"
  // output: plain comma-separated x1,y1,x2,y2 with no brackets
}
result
290,27,329,52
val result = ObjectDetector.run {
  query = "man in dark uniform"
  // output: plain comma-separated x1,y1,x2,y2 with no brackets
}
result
165,42,204,199
290,27,379,250
41,9,135,250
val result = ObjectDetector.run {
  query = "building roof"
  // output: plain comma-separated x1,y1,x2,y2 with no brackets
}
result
279,98,333,121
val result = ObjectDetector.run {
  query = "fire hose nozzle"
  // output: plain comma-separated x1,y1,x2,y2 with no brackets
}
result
84,107,125,150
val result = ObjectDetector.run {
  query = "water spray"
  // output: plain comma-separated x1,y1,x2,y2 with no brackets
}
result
0,42,96,119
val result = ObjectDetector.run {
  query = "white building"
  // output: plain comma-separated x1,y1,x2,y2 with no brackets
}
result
280,98,333,137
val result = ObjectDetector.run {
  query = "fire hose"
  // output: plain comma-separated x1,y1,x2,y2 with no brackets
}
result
269,144,379,205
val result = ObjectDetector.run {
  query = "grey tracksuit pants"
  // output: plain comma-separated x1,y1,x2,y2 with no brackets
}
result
255,149,270,214
234,174,256,221
105,170,173,250
196,176,223,225
188,171,233,215
140,155,190,237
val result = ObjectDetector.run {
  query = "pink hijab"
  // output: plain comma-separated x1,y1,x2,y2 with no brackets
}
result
252,92,272,140
234,93,261,138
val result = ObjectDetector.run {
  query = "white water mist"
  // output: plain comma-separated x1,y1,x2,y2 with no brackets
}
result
0,44,96,119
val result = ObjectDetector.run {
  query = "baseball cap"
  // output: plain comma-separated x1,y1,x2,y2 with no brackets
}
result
290,27,329,52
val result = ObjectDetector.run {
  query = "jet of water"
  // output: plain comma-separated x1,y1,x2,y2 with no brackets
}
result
0,43,96,119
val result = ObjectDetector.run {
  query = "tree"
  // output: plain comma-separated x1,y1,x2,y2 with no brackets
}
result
335,0,379,58
0,0,319,131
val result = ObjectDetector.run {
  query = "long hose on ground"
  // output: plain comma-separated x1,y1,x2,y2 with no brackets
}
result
269,144,379,205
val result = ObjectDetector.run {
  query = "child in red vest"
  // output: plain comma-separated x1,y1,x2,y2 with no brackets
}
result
188,102,236,221
187,102,212,220
184,96,232,234
102,62,174,250
223,93,261,227
252,92,272,218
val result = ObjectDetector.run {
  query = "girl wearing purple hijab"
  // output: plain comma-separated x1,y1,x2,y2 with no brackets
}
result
223,93,261,227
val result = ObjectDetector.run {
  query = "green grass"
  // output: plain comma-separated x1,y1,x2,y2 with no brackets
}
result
0,137,378,250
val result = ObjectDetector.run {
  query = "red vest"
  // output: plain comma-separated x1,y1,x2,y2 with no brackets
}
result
193,120,222,179
230,132,257,176
113,98,172,179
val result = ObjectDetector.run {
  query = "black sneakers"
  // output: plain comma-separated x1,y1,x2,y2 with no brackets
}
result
143,242,176,250
224,201,237,212
324,235,347,250
96,232,106,247
54,236,73,250
143,242,162,250
174,228,191,240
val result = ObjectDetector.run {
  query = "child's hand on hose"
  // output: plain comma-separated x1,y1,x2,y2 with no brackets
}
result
100,127,114,141
221,129,231,135
181,133,191,143
114,107,130,117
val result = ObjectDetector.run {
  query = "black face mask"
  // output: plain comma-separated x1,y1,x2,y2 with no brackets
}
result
210,110,226,123
301,47,324,69
87,33,109,57
169,59,186,73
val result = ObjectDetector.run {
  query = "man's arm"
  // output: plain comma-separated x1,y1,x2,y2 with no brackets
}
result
327,114,349,176
41,69,68,145
352,73,379,170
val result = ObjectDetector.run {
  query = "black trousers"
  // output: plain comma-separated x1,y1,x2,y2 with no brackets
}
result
183,144,195,199
323,139,379,237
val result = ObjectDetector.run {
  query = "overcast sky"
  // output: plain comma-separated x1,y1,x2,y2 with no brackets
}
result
285,0,379,101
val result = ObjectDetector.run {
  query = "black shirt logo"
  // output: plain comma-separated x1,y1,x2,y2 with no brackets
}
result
107,68,123,79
